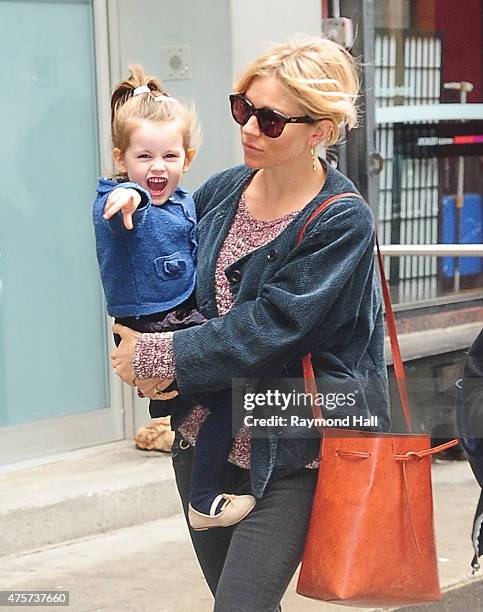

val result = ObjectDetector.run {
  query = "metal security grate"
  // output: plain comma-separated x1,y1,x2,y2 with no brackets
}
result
375,30,442,303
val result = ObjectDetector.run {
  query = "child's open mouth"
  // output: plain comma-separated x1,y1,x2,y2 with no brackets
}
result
147,177,168,198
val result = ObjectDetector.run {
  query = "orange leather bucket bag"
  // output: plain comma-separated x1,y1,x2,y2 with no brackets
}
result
296,193,459,607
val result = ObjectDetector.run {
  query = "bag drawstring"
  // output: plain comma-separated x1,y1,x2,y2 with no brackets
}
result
396,439,460,555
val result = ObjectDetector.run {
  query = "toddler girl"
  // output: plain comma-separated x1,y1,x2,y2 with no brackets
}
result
92,66,255,530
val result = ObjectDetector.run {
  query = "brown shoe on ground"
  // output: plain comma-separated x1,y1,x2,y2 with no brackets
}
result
133,418,175,453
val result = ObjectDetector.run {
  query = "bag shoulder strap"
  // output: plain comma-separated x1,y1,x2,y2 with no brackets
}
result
296,191,413,433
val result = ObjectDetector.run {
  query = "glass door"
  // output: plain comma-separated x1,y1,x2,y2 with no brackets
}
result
0,0,122,462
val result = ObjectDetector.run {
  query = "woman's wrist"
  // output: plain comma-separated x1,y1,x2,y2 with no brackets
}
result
133,331,176,380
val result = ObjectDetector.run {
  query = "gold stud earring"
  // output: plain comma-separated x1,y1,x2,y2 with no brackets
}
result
310,145,318,172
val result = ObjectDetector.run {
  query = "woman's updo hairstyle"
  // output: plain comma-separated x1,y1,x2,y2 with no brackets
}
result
234,37,360,146
110,64,199,155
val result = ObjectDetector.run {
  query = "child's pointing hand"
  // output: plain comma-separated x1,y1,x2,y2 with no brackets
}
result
103,187,141,230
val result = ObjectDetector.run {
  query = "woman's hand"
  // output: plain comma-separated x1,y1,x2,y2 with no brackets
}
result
111,323,140,385
136,377,179,400
103,188,141,230
111,325,179,399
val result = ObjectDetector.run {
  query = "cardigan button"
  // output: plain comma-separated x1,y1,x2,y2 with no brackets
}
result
228,269,242,283
267,249,278,261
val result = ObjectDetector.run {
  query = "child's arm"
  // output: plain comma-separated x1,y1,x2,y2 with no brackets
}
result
103,187,142,230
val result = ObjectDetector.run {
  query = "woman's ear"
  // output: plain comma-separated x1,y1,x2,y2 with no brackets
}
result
309,119,333,147
113,148,127,173
183,147,197,172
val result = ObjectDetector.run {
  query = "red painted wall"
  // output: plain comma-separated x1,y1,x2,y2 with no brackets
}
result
434,0,482,103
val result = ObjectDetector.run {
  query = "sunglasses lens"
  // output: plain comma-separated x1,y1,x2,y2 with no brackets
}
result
258,109,286,138
230,95,287,137
231,96,252,126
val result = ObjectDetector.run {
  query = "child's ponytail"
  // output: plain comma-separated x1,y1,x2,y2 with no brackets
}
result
110,64,167,128
110,64,200,162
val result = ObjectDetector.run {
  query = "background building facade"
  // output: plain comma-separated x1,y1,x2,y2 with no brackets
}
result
0,0,481,463
0,0,322,463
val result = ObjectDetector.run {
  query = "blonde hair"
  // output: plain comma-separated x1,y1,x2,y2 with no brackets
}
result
234,37,359,146
111,64,200,156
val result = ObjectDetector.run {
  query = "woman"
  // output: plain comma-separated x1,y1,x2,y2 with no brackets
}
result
112,37,390,611
456,327,483,573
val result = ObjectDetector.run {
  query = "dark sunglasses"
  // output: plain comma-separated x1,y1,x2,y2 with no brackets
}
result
229,93,317,138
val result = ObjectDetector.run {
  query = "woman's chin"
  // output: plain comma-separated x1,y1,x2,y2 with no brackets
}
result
243,155,264,169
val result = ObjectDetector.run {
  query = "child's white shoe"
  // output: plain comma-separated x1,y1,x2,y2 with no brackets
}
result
188,494,256,531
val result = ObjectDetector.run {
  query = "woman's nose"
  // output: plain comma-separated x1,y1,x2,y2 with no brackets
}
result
242,114,261,138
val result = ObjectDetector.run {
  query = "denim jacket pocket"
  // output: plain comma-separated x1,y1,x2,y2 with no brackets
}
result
154,252,189,280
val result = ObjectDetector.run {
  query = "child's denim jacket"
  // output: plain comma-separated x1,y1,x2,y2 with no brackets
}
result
92,178,197,318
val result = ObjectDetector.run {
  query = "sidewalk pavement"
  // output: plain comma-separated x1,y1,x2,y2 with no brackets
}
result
0,440,482,611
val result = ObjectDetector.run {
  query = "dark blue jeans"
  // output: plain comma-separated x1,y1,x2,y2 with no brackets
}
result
115,301,241,511
189,390,245,513
115,302,242,511
171,432,318,611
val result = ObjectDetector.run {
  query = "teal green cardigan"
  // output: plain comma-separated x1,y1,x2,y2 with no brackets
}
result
173,163,390,497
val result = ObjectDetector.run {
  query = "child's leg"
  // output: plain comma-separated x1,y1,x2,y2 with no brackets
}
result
187,394,256,529
189,399,234,515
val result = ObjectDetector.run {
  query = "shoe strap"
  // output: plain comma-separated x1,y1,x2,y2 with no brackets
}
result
210,494,226,517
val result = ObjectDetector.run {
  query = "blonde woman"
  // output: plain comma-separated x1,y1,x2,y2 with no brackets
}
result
112,38,390,611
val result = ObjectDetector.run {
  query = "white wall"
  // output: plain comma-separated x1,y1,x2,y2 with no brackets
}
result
230,0,322,81
109,0,322,190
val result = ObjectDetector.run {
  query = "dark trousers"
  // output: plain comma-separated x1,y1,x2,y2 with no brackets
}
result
171,432,318,612
114,300,241,509
189,390,244,511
